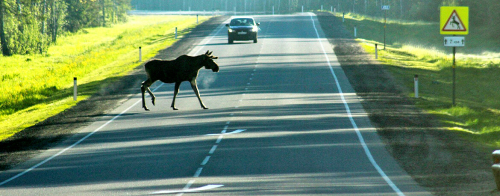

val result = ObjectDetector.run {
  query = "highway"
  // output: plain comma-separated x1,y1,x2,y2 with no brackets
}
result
0,13,430,195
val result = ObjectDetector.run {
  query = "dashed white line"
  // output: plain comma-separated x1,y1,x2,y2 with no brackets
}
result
194,168,203,178
216,136,223,144
201,156,211,166
209,145,218,154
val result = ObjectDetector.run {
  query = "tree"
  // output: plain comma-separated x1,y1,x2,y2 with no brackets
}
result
0,0,12,56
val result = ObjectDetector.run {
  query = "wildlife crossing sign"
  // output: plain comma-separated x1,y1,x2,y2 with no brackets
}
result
440,6,469,35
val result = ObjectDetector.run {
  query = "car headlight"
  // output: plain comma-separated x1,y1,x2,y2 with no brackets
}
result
228,28,234,33
251,26,258,32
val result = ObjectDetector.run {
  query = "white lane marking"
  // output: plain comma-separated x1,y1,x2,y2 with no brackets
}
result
0,84,165,186
182,180,195,191
215,135,223,144
201,156,211,166
152,184,224,195
227,129,246,134
308,13,404,196
209,145,218,154
194,167,203,178
206,129,246,136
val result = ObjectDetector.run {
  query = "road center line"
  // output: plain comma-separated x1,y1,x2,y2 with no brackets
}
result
308,13,404,196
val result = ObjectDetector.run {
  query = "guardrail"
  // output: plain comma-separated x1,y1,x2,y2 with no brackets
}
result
492,150,500,190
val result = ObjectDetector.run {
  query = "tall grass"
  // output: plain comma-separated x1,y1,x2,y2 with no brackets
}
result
335,11,500,147
0,15,209,141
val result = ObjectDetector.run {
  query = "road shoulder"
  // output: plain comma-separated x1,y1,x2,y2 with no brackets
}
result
315,11,496,195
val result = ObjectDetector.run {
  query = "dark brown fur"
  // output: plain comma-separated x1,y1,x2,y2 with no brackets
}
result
141,51,219,111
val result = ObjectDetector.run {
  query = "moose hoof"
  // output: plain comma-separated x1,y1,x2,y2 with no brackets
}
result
202,106,209,110
172,107,178,110
143,107,150,111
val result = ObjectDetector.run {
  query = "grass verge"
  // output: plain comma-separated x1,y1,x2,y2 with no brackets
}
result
0,15,210,141
333,11,500,147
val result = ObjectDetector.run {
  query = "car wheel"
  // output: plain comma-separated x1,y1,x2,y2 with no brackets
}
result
253,37,258,43
228,37,233,44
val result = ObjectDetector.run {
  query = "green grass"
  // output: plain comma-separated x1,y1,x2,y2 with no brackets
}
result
334,11,500,147
0,15,210,141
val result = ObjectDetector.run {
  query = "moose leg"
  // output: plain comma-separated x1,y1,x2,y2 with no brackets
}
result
146,87,155,106
141,79,155,111
171,82,181,110
190,80,208,109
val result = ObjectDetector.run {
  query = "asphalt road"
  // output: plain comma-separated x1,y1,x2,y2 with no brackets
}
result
0,13,431,196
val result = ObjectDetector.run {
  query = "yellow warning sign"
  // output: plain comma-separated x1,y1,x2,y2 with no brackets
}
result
440,6,469,35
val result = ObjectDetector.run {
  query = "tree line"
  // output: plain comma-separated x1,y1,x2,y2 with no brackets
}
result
131,0,499,36
2,0,498,56
0,0,130,56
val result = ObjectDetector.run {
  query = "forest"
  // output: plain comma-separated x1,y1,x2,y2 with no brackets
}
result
1,0,499,56
0,0,130,56
131,0,499,37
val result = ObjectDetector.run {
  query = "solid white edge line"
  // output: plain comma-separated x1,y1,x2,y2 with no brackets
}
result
308,13,405,196
0,84,164,186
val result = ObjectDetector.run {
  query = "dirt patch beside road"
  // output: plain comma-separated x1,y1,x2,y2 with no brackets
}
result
315,11,497,195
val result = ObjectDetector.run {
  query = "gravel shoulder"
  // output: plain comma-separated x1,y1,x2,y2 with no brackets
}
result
1,12,498,195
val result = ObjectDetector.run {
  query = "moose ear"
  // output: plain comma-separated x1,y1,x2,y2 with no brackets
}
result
205,50,210,55
208,51,213,56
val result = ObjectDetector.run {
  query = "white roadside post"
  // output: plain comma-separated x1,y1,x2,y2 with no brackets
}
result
375,44,378,59
414,75,419,98
175,27,178,39
139,47,142,62
73,77,77,101
354,26,357,37
492,150,500,190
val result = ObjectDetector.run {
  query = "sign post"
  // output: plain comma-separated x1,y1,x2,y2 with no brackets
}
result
440,6,469,106
382,5,390,50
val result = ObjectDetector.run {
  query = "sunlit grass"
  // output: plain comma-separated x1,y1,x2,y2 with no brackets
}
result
333,11,500,147
0,15,210,141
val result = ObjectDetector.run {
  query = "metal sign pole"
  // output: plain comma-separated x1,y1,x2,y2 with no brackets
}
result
452,46,456,106
441,6,468,107
384,10,386,50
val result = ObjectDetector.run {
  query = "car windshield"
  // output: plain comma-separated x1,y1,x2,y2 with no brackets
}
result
230,18,254,26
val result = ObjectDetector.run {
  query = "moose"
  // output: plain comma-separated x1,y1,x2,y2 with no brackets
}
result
141,50,219,111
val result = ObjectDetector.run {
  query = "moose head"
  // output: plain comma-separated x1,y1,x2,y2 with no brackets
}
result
202,50,219,73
